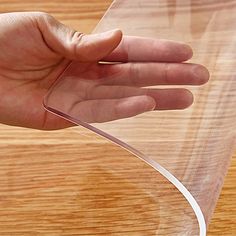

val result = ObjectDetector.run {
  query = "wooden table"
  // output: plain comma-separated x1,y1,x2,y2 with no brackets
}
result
0,0,235,235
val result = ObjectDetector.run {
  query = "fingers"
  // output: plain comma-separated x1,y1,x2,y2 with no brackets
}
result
147,89,193,110
99,62,209,87
46,75,194,123
102,36,193,62
35,13,192,63
36,13,122,61
62,87,193,123
82,86,194,110
36,13,192,63
87,86,193,110
67,95,156,123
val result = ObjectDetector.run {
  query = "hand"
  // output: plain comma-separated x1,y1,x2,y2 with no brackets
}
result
0,12,209,129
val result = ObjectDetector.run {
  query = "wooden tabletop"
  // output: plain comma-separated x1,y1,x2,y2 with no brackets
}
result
0,0,235,235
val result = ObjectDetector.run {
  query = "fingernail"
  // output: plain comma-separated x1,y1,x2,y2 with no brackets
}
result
145,96,156,111
192,65,210,84
182,44,193,59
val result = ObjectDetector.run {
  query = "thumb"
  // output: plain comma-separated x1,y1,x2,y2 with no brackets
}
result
36,13,122,61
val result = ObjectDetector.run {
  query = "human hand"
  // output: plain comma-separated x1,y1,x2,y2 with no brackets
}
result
0,12,209,129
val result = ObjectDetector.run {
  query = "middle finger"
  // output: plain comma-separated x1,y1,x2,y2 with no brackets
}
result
98,62,209,87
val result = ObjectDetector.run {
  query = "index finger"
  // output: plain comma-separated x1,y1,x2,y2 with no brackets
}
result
102,36,193,63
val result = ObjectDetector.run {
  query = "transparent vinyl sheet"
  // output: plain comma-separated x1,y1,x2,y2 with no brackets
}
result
44,0,236,235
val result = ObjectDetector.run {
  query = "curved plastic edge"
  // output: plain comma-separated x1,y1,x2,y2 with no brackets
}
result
93,1,117,33
43,102,207,236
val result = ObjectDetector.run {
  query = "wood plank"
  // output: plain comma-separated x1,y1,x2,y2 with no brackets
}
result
0,0,235,235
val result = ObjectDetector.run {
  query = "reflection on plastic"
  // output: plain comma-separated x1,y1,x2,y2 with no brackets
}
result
44,0,236,235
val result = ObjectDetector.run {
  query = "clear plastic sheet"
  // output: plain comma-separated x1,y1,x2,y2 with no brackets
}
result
44,0,236,235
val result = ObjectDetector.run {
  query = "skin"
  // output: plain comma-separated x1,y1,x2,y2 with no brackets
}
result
0,12,209,130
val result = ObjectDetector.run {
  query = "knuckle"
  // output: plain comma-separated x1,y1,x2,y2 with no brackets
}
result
70,31,84,49
34,12,55,24
69,32,88,59
113,101,122,119
37,12,51,19
71,31,84,42
129,63,139,86
163,63,171,84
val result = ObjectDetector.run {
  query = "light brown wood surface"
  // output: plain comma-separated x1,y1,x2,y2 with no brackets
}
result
0,0,235,235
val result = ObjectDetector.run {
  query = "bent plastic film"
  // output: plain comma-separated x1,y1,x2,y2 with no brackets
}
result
44,0,236,235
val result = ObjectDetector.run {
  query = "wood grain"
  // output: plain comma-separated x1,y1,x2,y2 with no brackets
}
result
0,0,235,235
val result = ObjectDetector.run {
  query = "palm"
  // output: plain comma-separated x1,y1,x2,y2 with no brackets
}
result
0,13,71,129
